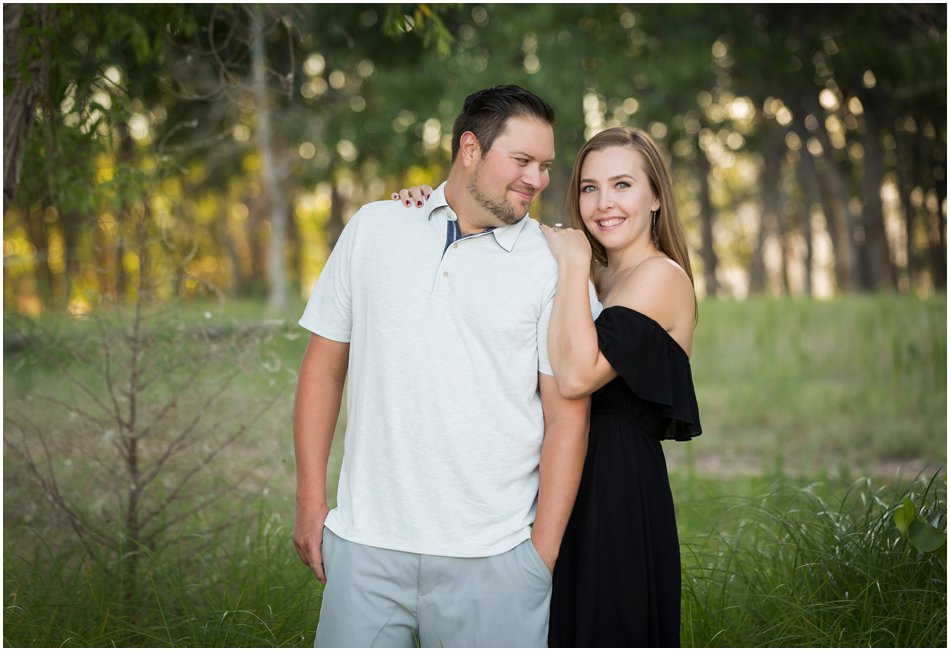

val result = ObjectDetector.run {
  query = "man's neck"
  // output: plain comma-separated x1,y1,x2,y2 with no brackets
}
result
444,175,497,235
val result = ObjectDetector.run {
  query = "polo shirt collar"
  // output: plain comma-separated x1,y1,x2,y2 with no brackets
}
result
424,182,529,253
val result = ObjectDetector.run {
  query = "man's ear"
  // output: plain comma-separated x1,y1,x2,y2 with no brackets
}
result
458,131,481,168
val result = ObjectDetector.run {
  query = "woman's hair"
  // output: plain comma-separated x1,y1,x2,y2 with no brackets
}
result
566,127,695,293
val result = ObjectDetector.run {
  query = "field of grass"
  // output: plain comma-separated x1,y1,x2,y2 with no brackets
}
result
3,294,946,647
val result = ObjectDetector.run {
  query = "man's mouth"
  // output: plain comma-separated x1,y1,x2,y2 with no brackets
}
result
510,188,535,203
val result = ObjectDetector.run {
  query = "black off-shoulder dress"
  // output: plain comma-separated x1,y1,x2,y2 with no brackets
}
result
548,306,702,648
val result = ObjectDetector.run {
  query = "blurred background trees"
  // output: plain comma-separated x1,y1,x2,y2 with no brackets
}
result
4,3,946,314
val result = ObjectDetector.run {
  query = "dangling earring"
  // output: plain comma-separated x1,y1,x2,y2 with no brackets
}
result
651,209,661,249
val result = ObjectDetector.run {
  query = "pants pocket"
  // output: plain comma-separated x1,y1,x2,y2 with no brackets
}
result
521,538,553,586
322,526,333,581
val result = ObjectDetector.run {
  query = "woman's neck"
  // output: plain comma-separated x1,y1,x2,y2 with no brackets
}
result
604,240,660,276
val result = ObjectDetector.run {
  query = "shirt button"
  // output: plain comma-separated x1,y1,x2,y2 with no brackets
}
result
443,271,449,277
453,243,459,248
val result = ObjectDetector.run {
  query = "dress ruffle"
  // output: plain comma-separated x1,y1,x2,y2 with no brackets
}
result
595,306,702,441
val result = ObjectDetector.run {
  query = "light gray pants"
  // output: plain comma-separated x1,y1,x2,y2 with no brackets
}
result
315,528,552,648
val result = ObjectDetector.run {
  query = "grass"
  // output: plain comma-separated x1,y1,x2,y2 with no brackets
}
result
4,473,944,647
676,473,946,647
679,294,946,474
4,510,321,647
3,294,947,646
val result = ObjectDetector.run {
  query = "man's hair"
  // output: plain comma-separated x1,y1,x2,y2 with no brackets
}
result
451,85,555,161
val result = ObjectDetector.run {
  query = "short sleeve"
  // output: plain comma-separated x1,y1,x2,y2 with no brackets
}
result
538,278,602,376
536,274,556,376
298,210,361,342
595,306,702,441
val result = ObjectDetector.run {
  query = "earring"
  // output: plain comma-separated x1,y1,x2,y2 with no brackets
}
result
651,209,661,249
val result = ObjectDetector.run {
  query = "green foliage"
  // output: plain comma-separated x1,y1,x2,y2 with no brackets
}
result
4,474,945,647
680,294,947,472
3,295,947,646
5,4,947,310
3,511,321,647
382,4,456,58
893,497,947,554
679,475,947,647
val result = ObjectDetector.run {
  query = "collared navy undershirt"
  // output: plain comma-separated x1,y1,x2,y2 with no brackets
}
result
443,220,494,254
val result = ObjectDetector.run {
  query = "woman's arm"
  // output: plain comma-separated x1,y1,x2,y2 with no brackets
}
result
539,231,695,399
539,225,617,398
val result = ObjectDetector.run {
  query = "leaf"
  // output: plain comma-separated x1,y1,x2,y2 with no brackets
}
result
908,520,947,554
892,498,916,535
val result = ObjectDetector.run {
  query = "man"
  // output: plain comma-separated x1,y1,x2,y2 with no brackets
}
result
293,85,590,647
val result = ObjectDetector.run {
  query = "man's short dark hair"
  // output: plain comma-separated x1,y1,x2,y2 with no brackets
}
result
451,85,555,161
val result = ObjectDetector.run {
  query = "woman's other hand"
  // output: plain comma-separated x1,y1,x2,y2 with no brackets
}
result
391,185,433,207
539,223,592,270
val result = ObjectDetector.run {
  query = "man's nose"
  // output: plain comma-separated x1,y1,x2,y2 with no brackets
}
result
522,165,542,189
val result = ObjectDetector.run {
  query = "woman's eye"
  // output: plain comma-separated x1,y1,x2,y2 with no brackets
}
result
581,185,596,193
616,181,630,189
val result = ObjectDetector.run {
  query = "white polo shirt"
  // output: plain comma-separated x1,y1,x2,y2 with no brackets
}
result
300,182,596,557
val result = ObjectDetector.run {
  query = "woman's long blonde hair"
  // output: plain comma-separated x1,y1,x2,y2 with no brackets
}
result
566,127,695,295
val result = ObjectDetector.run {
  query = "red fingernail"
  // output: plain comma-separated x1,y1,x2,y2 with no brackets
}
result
416,200,423,207
405,200,410,206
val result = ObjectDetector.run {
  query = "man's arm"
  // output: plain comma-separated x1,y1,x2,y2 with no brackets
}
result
531,373,590,573
292,333,350,583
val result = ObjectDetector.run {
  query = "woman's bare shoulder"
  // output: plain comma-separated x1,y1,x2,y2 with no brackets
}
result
609,257,696,349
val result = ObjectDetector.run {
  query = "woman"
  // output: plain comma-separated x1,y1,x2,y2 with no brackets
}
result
539,127,700,647
395,127,701,647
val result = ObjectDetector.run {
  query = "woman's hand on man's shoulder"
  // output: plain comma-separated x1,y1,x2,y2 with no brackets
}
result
391,185,433,207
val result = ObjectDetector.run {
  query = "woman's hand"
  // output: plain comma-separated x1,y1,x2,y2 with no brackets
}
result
391,185,433,207
539,223,592,271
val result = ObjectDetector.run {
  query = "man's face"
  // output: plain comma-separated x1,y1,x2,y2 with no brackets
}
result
466,115,555,226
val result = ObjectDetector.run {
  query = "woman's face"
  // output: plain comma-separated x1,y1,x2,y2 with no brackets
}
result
577,145,660,250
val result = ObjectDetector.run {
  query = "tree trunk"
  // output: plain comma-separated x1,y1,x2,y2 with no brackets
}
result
3,5,56,214
929,146,947,290
544,164,571,226
23,205,53,304
794,151,819,296
857,87,896,291
751,127,785,294
246,193,266,297
805,91,869,290
62,209,83,305
694,143,719,297
252,8,289,312
215,204,242,298
788,91,859,293
326,166,346,252
114,123,136,303
893,128,918,290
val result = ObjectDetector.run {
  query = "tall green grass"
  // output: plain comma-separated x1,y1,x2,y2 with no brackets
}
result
5,475,944,647
680,294,947,473
679,474,946,647
4,295,946,646
4,511,321,647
